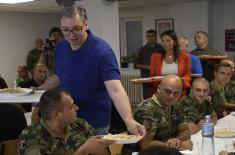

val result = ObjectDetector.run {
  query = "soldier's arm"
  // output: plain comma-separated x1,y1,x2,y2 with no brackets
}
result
139,131,168,150
184,122,201,135
225,102,235,111
176,123,191,140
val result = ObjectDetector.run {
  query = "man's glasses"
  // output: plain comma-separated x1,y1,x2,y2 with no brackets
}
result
61,26,83,36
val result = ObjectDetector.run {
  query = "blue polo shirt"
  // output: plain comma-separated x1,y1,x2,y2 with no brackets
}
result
55,30,120,128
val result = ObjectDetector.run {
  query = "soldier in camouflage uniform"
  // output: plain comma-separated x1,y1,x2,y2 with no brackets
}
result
222,59,235,110
122,75,192,154
210,62,232,119
19,88,113,155
176,77,217,134
191,31,223,82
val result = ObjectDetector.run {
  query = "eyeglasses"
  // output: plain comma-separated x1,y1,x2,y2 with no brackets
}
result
61,26,83,36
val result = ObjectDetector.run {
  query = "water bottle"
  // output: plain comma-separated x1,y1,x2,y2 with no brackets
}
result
201,115,215,155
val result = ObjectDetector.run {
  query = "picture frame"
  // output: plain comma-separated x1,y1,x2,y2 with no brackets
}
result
225,29,235,52
155,18,174,43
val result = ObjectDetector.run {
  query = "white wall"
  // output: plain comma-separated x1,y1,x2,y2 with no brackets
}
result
213,0,235,60
120,1,209,52
0,11,59,85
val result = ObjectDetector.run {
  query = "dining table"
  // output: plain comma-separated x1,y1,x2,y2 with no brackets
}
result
183,113,235,155
0,89,45,103
131,74,202,84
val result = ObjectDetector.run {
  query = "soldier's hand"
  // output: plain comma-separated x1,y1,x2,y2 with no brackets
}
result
74,135,114,155
179,140,193,150
166,138,181,149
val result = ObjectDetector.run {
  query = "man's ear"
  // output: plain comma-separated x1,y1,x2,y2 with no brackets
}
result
157,85,161,93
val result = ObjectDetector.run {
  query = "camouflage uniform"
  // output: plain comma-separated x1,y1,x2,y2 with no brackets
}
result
224,80,235,104
176,94,214,124
210,81,227,119
122,94,184,154
19,118,95,155
191,47,223,82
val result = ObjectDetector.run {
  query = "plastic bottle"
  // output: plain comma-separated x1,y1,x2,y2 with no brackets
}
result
201,115,215,155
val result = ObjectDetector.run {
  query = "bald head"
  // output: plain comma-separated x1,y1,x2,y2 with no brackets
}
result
160,75,183,89
157,75,183,106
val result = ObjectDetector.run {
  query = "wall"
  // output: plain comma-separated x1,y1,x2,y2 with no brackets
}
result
0,11,59,85
213,0,235,60
120,1,209,52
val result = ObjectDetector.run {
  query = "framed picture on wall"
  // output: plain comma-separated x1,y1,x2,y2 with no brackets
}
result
155,18,174,43
225,29,235,51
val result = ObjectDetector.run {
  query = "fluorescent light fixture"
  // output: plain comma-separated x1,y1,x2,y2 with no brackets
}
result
0,0,34,4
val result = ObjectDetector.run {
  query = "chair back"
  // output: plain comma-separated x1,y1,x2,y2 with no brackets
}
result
0,139,18,155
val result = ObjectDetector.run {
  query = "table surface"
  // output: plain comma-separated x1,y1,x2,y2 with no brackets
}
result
0,90,45,103
189,114,235,155
198,55,228,60
131,74,203,84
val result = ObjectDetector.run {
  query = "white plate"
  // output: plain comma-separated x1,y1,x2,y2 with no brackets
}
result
214,130,235,138
0,88,33,97
230,112,235,116
102,134,143,144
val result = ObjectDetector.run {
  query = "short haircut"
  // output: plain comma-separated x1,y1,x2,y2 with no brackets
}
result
49,27,62,37
60,5,88,21
140,146,183,155
39,88,71,120
192,77,209,88
196,31,208,38
146,29,157,35
214,61,232,72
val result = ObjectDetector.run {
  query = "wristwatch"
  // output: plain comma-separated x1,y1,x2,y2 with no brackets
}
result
228,152,235,155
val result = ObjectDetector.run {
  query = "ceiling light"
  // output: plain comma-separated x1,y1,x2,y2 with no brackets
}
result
0,0,34,4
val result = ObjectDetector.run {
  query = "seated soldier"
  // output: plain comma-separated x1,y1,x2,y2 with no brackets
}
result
222,59,235,111
16,65,30,86
18,63,47,88
0,75,8,89
19,88,113,155
210,62,232,119
18,63,48,112
176,77,217,134
122,75,192,154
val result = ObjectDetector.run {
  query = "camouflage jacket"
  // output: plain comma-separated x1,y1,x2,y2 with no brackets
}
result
224,80,235,104
210,81,227,119
122,95,184,154
176,94,214,124
19,118,95,155
134,94,184,141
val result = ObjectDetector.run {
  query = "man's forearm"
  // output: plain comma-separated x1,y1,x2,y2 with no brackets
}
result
37,74,59,90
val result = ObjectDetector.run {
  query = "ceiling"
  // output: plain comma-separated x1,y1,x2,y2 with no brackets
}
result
0,0,205,13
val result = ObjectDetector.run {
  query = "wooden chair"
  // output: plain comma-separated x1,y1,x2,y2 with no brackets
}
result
109,144,123,155
0,139,19,155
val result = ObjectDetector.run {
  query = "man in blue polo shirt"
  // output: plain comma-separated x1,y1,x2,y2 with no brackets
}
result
37,5,145,136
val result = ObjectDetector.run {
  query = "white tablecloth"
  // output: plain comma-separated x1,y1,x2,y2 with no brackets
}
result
0,90,45,103
190,114,235,155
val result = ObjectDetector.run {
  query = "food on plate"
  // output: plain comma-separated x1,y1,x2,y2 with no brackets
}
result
103,133,139,140
0,87,24,93
215,130,235,137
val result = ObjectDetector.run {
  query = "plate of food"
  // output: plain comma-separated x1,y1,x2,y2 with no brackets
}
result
0,87,33,97
102,133,143,144
215,130,235,138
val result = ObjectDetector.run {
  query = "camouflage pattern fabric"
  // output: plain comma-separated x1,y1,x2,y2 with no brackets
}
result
191,47,223,82
122,94,184,154
176,94,214,124
224,80,235,104
19,118,95,155
210,81,227,119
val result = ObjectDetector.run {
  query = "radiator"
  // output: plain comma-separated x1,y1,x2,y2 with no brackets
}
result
121,75,142,103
